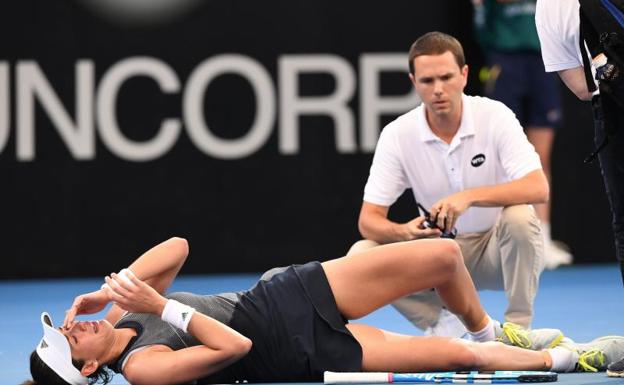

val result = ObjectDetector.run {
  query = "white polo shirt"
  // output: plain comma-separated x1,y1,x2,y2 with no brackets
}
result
363,94,542,233
535,0,583,72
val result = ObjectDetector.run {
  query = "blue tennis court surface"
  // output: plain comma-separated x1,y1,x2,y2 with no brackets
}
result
2,264,623,384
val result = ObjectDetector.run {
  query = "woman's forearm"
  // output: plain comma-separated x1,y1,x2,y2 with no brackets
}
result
126,237,189,294
187,312,252,358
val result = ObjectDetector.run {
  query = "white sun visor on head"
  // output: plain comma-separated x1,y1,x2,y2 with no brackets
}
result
36,312,89,385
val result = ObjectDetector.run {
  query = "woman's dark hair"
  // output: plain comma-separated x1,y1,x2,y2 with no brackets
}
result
408,31,466,74
26,350,114,385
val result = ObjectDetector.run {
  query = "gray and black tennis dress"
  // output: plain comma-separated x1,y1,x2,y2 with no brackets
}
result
109,261,362,383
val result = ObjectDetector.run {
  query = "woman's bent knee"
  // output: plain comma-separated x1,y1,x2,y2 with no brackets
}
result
435,240,463,277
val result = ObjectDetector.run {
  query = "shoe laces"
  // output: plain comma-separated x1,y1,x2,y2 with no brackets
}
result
498,322,531,349
576,349,605,372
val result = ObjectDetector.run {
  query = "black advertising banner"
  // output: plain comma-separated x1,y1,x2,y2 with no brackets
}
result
0,0,613,278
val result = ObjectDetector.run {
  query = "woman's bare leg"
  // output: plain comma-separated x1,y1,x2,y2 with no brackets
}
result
347,323,550,372
322,239,487,331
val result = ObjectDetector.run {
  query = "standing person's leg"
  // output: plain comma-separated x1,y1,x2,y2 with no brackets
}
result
488,51,569,269
525,125,572,269
323,239,488,332
527,53,561,227
593,95,624,283
527,55,571,269
589,89,624,376
526,127,555,222
483,51,525,115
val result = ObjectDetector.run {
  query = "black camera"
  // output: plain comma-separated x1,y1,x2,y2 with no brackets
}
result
417,203,457,239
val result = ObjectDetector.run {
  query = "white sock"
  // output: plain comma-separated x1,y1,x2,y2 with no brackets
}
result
547,347,577,372
468,316,496,342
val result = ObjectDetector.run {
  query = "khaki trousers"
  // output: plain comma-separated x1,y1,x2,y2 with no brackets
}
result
346,204,545,330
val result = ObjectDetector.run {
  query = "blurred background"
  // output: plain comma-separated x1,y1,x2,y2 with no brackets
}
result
0,0,613,279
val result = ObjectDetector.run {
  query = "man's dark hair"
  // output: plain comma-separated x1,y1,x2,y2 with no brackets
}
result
408,31,466,74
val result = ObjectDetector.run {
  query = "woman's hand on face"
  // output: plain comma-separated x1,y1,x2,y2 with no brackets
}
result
63,290,110,329
104,270,168,316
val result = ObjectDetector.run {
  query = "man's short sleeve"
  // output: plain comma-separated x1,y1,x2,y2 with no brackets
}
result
494,105,542,179
535,0,582,72
362,127,408,206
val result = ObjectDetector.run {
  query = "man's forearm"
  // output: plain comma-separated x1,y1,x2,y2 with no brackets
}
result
463,170,549,207
558,67,594,101
359,216,410,244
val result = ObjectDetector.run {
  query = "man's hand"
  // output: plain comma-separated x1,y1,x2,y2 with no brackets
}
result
104,270,168,316
429,191,473,232
63,290,111,329
403,216,442,240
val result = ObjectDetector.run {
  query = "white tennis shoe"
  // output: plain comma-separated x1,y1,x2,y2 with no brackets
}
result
495,322,564,350
560,336,624,372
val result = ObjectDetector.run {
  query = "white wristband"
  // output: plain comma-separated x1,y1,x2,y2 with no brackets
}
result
161,299,196,332
101,268,136,291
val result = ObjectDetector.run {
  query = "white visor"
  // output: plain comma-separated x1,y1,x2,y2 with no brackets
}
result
35,312,89,385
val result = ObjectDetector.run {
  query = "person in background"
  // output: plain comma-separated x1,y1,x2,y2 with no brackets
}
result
535,0,624,376
347,31,555,344
473,0,572,269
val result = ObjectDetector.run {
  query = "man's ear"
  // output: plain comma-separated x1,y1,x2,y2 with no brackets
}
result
462,64,469,78
409,73,416,86
81,360,99,376
461,64,469,86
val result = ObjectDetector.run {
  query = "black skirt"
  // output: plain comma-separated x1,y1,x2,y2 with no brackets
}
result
200,261,363,383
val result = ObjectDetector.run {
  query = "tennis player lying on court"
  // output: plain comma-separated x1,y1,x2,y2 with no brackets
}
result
24,237,624,385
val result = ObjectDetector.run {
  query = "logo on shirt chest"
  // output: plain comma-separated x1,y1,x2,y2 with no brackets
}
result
471,153,486,167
